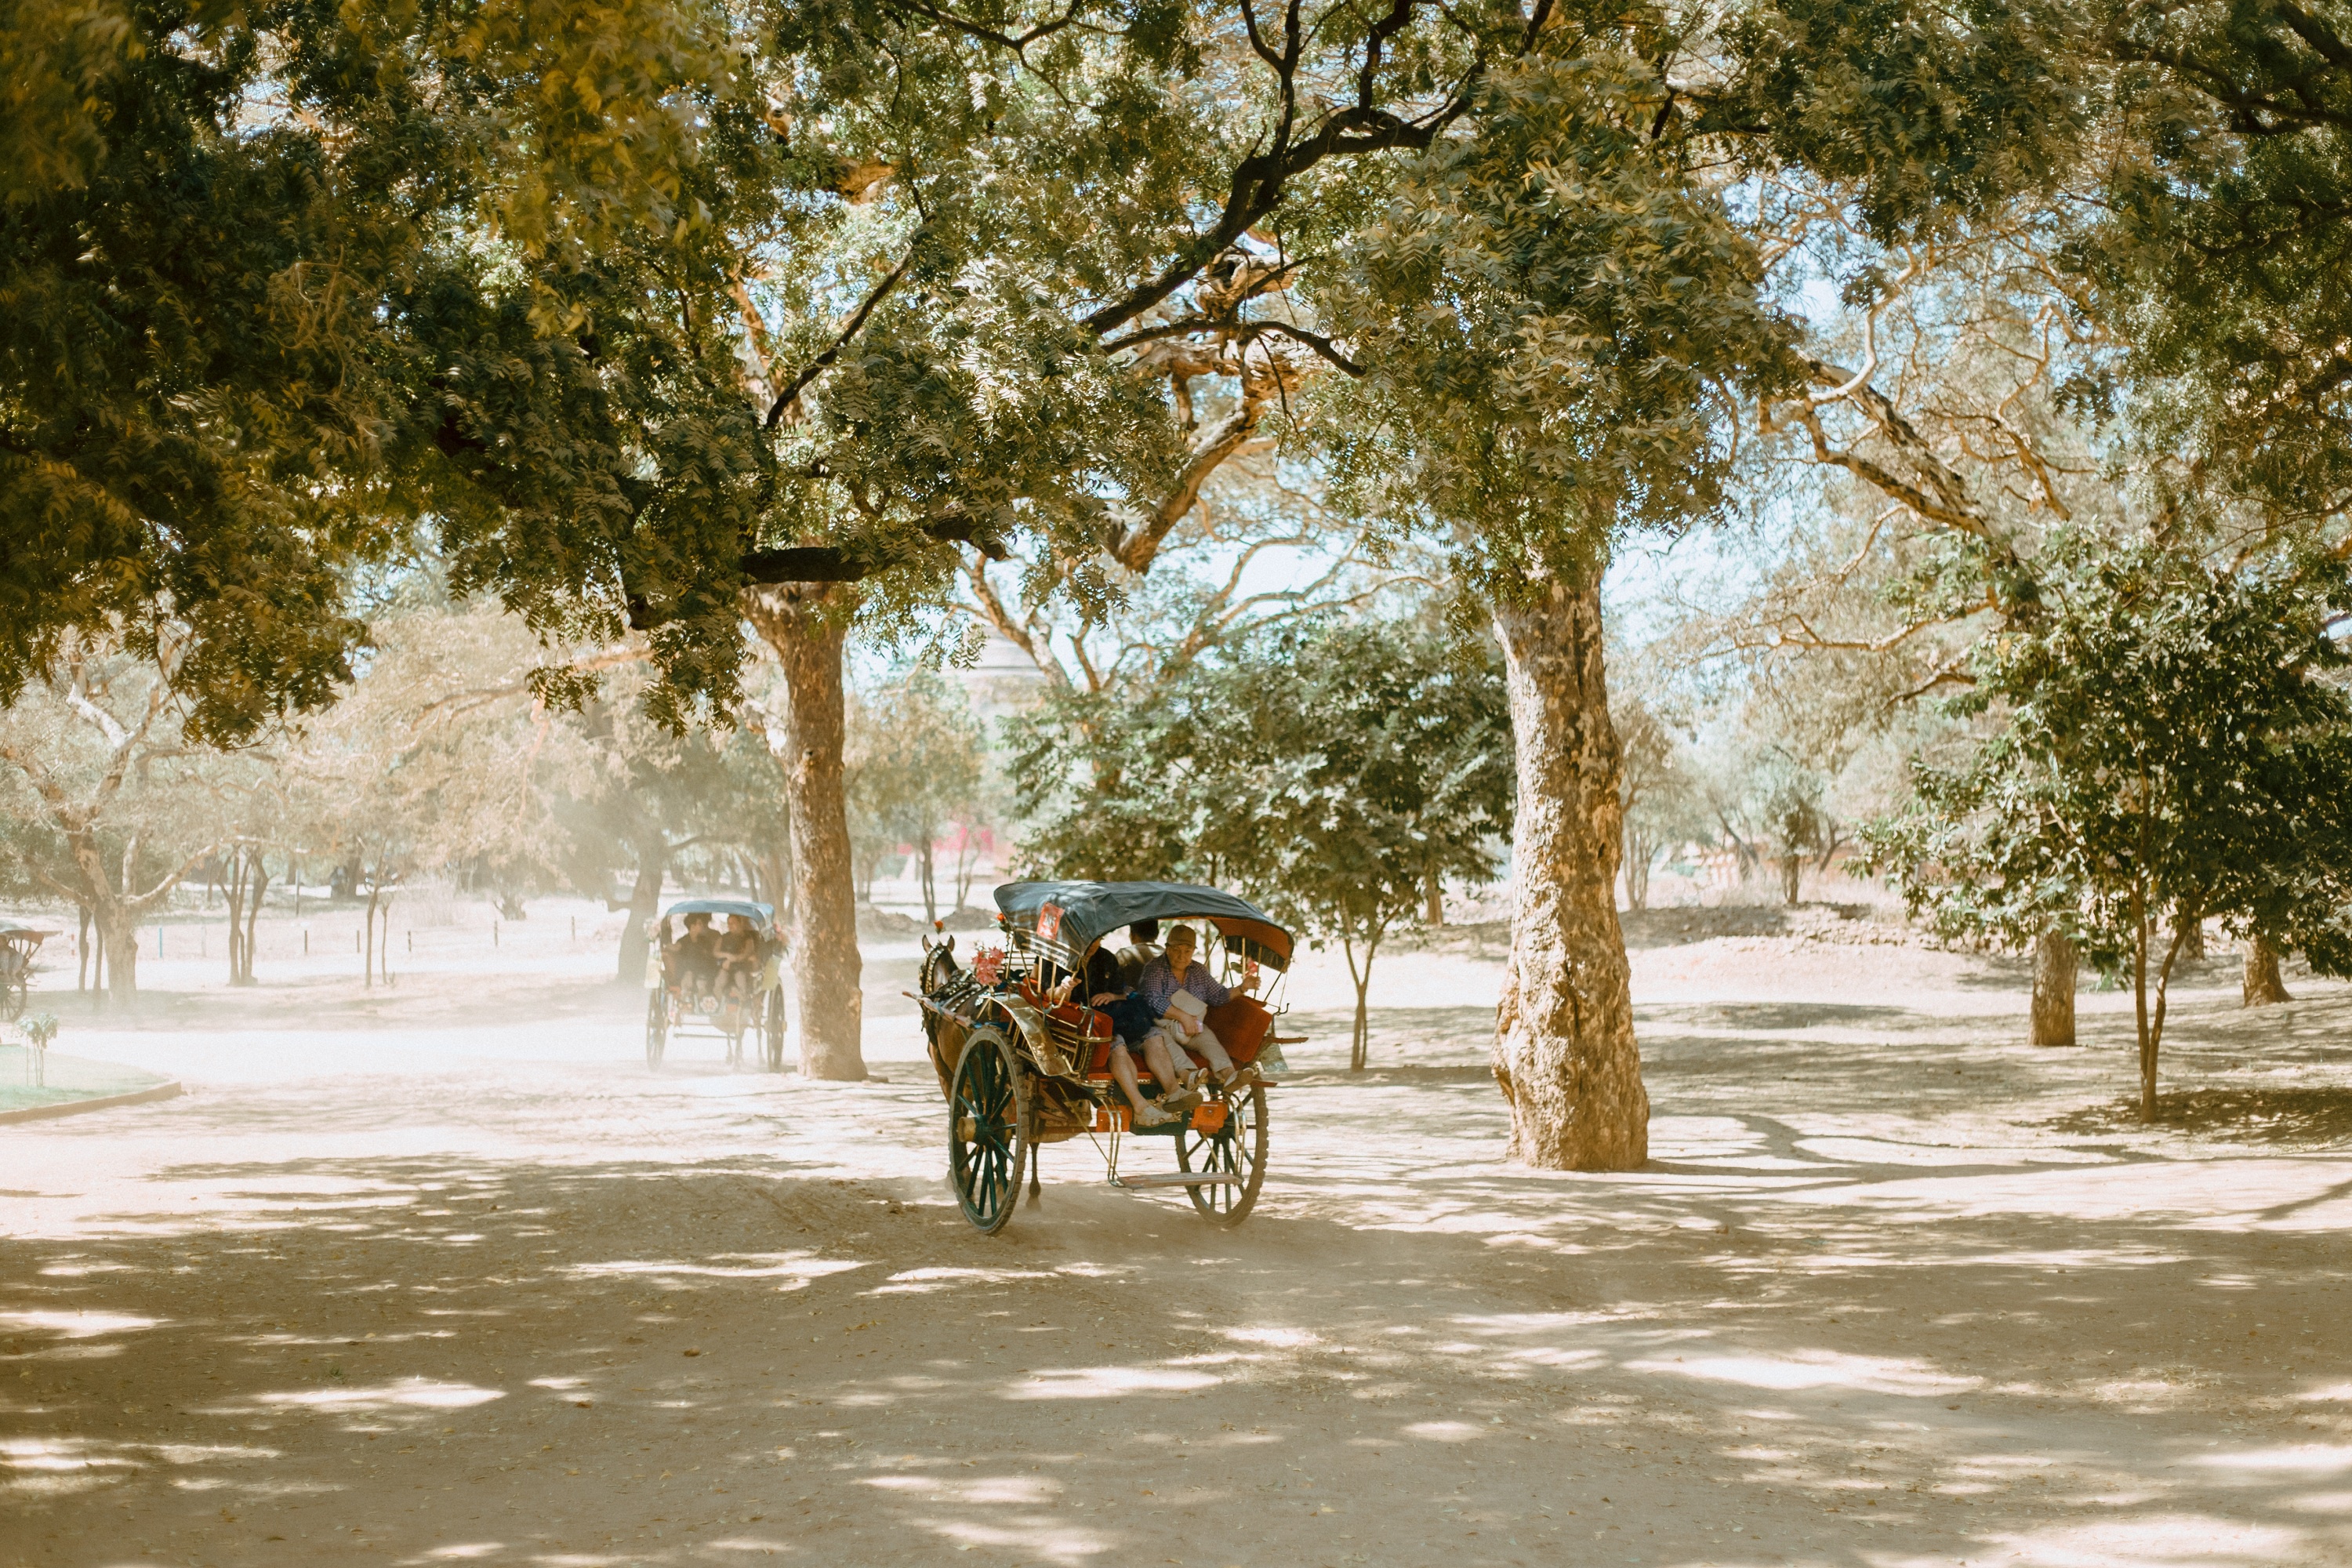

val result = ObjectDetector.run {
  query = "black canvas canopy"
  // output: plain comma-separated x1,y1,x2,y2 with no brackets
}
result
993,880,1293,971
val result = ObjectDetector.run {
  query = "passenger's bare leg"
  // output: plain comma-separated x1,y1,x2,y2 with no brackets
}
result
1109,1045,1150,1113
1110,1044,1174,1127
1142,1032,1188,1094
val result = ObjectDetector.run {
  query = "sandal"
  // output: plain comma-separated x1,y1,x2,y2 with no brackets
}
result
1160,1087,1203,1116
1133,1102,1178,1129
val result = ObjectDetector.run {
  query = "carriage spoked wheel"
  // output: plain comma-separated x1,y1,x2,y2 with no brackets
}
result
1175,1082,1268,1226
0,973,24,1023
763,989,786,1073
644,990,668,1070
948,1025,1028,1234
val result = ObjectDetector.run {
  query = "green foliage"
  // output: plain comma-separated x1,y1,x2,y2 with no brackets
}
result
1320,47,1802,594
844,670,985,919
0,0,772,740
2082,0,2352,524
1014,612,1514,1062
1866,534,2352,1108
1716,0,2088,241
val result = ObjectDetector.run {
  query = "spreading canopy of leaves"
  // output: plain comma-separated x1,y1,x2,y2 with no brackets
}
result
1011,614,1514,944
1866,535,2352,976
0,0,782,739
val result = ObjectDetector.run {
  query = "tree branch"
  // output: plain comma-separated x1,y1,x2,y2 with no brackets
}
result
764,234,925,430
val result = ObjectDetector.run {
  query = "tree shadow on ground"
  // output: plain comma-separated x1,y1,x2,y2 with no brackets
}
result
9,1138,2352,1567
2049,1087,2352,1146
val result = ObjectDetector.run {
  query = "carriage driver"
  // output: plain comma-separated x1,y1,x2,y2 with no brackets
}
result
666,911,723,996
1138,924,1258,1091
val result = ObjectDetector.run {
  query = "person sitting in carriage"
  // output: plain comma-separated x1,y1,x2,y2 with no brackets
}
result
715,912,762,1000
664,911,723,996
1084,944,1191,1129
1138,923,1260,1091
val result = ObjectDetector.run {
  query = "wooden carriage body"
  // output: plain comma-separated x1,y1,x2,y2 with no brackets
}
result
916,881,1297,1232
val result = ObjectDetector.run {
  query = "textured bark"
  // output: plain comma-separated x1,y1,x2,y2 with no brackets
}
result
2244,935,2293,1007
748,586,866,1080
2030,930,2078,1047
1490,579,1649,1171
613,844,664,985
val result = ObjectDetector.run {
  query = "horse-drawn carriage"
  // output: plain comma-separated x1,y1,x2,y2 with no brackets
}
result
644,898,787,1071
913,880,1301,1233
0,921,51,1022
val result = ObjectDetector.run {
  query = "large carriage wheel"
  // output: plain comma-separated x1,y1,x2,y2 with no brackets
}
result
1175,1083,1268,1226
644,990,668,1069
763,989,786,1073
948,1026,1028,1234
0,972,24,1023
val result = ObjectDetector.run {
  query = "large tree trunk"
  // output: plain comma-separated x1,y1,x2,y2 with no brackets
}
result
2031,929,2077,1046
93,898,136,1001
748,586,866,1080
614,842,666,984
2244,934,2292,1006
1490,579,1649,1171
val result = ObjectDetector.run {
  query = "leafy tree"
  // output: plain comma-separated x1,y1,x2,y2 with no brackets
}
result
1316,48,1801,1165
1866,536,2352,1121
0,629,220,999
0,0,769,739
1611,689,1703,913
1018,615,1515,1069
842,672,985,924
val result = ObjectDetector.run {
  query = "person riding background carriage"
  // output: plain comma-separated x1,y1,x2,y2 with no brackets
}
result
913,880,1301,1233
644,899,786,1071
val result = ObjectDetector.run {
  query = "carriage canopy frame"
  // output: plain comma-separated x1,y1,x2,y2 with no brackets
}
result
992,880,1293,971
659,898,777,933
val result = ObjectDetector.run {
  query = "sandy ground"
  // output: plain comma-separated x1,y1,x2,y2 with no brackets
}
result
5,898,2352,1567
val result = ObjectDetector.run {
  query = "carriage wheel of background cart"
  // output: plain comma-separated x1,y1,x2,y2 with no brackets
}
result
0,973,23,1022
948,1025,1029,1234
764,989,786,1073
1175,1083,1268,1226
644,990,668,1069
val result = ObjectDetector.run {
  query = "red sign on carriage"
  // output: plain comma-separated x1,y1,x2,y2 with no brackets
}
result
1036,902,1064,942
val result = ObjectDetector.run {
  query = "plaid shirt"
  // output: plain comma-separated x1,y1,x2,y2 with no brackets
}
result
1138,955,1231,1018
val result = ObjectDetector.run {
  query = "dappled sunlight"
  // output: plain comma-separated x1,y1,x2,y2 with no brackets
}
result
1000,1365,1223,1399
1628,1348,1981,1396
245,1377,506,1413
0,1308,160,1338
12,959,2352,1564
564,1253,866,1286
1981,1514,2315,1566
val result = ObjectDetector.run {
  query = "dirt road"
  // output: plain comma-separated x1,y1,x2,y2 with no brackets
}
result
6,909,2352,1566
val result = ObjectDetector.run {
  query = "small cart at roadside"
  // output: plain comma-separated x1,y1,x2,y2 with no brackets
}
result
0,921,52,1022
912,880,1302,1233
644,899,786,1072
